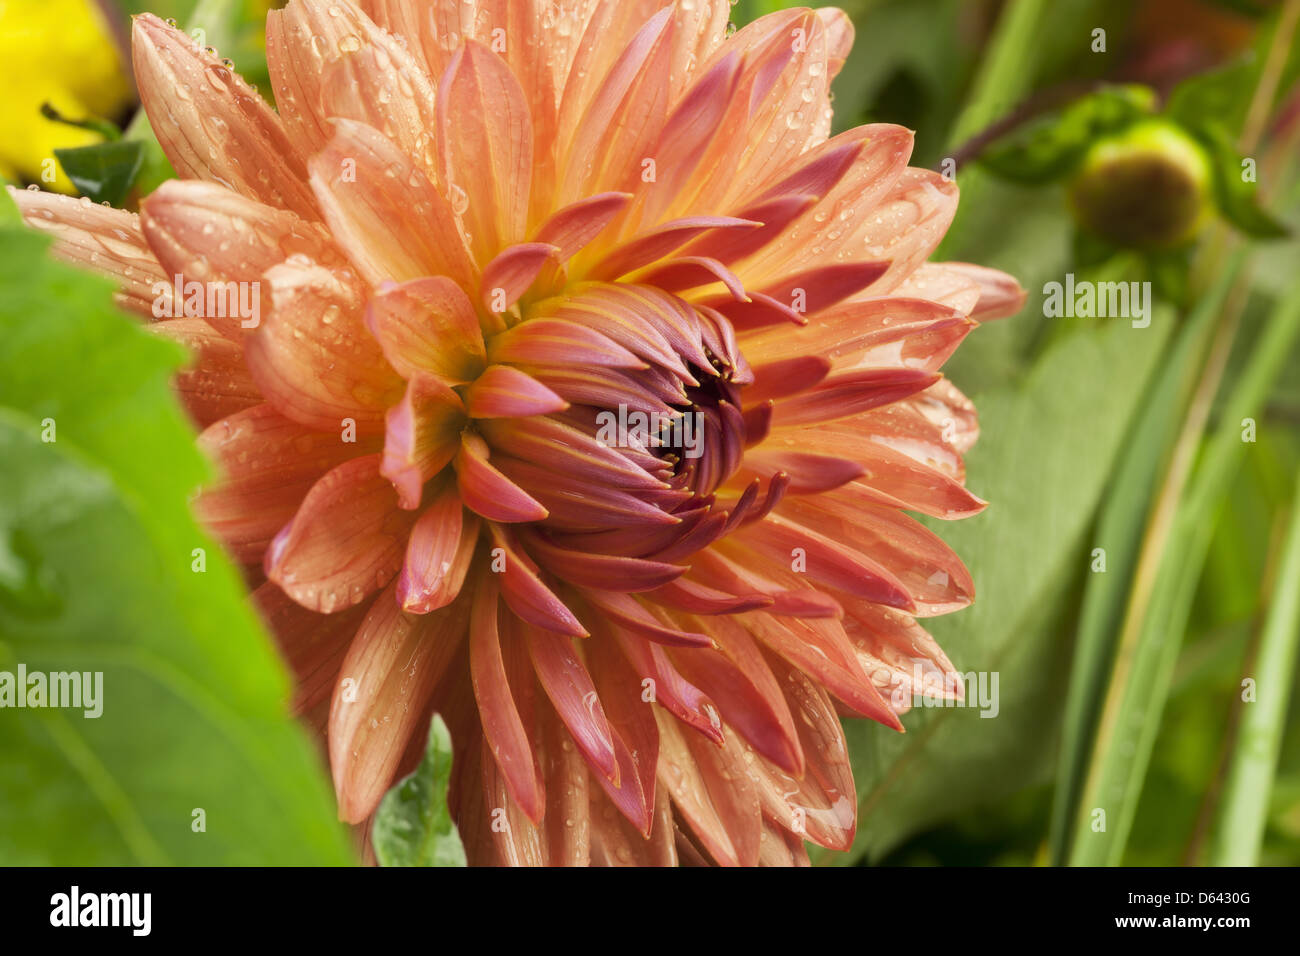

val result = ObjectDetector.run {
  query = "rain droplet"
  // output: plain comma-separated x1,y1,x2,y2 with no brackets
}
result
448,183,469,216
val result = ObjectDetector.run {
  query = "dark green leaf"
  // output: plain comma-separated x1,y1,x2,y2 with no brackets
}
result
1147,246,1195,306
54,141,144,207
1165,56,1256,131
1072,228,1117,269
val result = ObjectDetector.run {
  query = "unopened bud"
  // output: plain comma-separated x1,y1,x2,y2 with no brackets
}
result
1067,120,1211,249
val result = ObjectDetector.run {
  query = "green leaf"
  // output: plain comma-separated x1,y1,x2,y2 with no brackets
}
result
1190,124,1290,239
54,141,144,207
817,305,1173,864
0,201,355,865
1210,467,1300,864
1067,277,1300,865
1047,254,1244,864
372,714,467,867
1165,56,1256,132
977,86,1155,185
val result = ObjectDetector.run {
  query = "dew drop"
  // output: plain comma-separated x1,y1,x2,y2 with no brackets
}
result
448,183,469,216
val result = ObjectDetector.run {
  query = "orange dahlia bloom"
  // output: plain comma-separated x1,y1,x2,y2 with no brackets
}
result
12,0,1024,866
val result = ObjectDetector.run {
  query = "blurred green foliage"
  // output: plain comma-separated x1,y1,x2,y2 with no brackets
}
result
0,191,355,864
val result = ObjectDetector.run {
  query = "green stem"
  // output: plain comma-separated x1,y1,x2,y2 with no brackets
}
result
945,0,1048,149
938,0,1047,258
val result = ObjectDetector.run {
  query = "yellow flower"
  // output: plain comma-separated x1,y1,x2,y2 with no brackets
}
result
0,0,132,192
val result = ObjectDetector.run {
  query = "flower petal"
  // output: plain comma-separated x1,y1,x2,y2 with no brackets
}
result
470,574,546,823
489,525,586,637
267,0,439,170
454,432,549,524
397,484,480,614
9,187,170,317
196,403,371,563
381,374,465,510
481,242,561,313
523,625,619,783
150,319,261,427
464,365,568,419
132,14,317,219
266,454,416,613
140,179,339,340
437,41,534,260
328,583,467,821
246,257,403,431
307,118,476,289
366,276,486,385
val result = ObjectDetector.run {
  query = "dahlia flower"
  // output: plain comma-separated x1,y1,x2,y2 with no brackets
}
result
12,0,1024,866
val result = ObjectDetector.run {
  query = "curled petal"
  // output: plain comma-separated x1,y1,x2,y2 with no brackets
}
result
454,432,549,524
487,317,646,370
470,574,545,823
246,257,403,431
533,192,632,261
941,262,1028,320
465,365,569,419
381,374,466,510
523,624,619,783
489,525,586,637
266,455,415,613
522,532,686,592
481,242,561,313
397,484,480,614
772,368,941,428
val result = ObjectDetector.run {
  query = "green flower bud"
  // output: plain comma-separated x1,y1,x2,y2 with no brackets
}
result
1067,120,1213,250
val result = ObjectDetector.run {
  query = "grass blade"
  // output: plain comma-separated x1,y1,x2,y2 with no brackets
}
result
1068,278,1300,865
1209,469,1300,864
1048,257,1243,863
